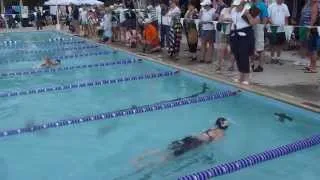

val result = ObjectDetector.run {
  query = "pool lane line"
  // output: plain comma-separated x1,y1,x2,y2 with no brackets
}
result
0,51,111,64
0,70,179,98
178,134,320,180
0,59,142,78
1,39,84,45
0,45,100,55
0,40,86,49
0,90,238,139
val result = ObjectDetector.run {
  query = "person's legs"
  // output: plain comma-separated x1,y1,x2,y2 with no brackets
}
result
253,25,264,70
237,35,251,83
120,26,125,42
228,53,236,71
276,32,286,60
305,33,318,72
125,30,131,46
230,34,242,80
160,25,165,48
270,45,275,59
206,40,213,63
210,30,216,63
200,30,209,62
309,52,317,69
165,25,170,48
85,24,89,36
200,40,207,62
276,45,282,59
217,41,227,70
40,20,43,30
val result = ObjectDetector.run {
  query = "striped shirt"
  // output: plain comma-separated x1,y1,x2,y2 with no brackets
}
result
148,7,158,22
300,6,312,26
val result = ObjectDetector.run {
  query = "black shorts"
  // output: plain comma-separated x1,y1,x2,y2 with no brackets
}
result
268,32,286,46
168,136,203,157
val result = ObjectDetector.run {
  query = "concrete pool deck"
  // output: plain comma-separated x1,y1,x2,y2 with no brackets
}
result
1,27,319,112
108,41,320,113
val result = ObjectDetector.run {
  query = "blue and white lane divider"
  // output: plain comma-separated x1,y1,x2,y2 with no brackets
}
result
1,37,75,45
1,45,99,55
178,134,320,180
0,59,142,78
0,90,238,138
0,51,111,64
0,40,86,49
1,38,80,45
0,71,179,98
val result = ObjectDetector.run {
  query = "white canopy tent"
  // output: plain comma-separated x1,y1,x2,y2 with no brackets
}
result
44,0,104,30
44,0,103,6
79,0,104,5
44,0,81,6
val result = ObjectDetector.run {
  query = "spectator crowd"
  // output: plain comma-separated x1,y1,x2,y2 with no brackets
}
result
3,0,319,83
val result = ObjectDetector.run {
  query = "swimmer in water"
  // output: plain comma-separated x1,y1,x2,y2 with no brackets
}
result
135,118,229,164
39,56,61,68
168,117,229,157
274,113,293,123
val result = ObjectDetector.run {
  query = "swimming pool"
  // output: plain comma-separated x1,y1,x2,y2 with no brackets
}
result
0,31,319,180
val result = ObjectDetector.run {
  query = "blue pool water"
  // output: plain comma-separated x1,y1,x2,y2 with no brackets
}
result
0,32,319,180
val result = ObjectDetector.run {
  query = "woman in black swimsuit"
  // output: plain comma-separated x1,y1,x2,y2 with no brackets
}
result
168,117,229,157
135,118,229,165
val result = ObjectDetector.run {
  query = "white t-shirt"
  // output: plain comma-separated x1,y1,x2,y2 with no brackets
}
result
103,14,112,30
268,3,290,32
155,5,162,23
220,7,232,21
162,6,181,25
200,8,216,30
80,10,88,23
219,7,232,34
116,7,126,23
231,7,250,30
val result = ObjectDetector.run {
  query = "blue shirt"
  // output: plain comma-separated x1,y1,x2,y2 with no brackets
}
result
255,2,268,20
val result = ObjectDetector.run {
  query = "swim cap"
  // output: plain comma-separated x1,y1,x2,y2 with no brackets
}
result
56,59,61,64
216,117,229,130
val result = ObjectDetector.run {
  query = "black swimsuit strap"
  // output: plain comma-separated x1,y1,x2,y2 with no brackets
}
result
203,129,215,141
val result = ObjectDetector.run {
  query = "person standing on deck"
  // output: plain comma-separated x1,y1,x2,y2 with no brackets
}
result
199,0,216,64
299,0,319,73
230,0,259,85
216,1,236,72
35,7,43,30
267,0,290,64
184,0,199,61
166,0,182,59
71,4,80,35
250,0,268,72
